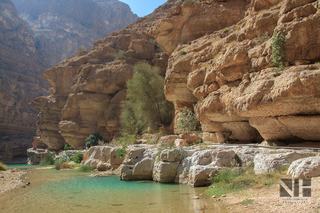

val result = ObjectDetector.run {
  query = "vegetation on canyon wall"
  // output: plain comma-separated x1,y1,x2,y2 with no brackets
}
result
86,134,105,148
271,33,286,71
176,106,201,134
120,62,174,138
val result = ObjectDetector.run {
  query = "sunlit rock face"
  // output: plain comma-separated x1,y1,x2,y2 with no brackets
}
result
160,0,320,144
30,0,183,150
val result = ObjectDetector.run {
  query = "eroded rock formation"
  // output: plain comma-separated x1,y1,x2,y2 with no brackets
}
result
155,0,320,145
32,0,320,150
30,0,184,150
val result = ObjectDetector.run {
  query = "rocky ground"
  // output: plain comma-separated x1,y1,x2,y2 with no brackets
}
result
0,169,31,195
219,176,320,213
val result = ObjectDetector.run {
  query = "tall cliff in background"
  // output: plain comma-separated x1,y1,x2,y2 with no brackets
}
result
0,0,49,163
12,0,138,68
1,0,139,163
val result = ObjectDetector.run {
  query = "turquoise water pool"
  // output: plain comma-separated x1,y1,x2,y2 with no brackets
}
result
0,169,227,213
5,164,38,168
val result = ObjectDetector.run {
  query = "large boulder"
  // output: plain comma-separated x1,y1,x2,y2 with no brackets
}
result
120,145,157,180
287,156,320,178
253,152,311,174
175,149,236,187
83,146,123,170
153,161,180,183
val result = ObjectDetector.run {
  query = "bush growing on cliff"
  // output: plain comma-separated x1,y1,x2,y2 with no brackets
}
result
176,106,200,133
120,62,174,136
77,46,86,53
85,134,104,148
271,33,286,71
64,143,73,150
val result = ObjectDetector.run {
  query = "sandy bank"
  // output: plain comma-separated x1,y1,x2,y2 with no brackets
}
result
0,169,31,195
218,177,320,213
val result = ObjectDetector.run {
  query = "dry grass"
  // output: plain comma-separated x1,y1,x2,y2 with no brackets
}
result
59,162,73,169
0,162,6,171
205,165,290,197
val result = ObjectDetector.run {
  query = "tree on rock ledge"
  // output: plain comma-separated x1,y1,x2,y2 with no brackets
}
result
121,62,173,136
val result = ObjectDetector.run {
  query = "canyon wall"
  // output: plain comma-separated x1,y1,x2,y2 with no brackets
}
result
0,0,49,163
11,0,139,68
32,0,320,150
0,0,139,163
153,0,320,145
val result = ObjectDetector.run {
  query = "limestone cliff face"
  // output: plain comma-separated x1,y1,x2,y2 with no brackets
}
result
32,0,320,150
11,0,138,68
30,0,183,150
156,0,320,144
0,0,49,163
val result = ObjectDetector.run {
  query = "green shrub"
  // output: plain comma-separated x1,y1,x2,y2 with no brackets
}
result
115,50,124,59
79,164,94,172
64,143,73,150
54,160,61,170
117,146,127,159
183,0,195,4
77,47,86,53
119,133,137,146
176,106,200,134
40,152,55,166
71,152,83,163
179,50,187,55
222,27,230,33
271,33,286,71
86,134,104,148
0,162,6,171
54,153,70,170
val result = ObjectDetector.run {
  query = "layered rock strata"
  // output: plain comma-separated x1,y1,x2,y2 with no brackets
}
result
153,0,320,144
32,0,320,150
30,0,184,150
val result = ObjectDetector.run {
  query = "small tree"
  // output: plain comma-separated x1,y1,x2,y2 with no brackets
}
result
121,62,173,136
